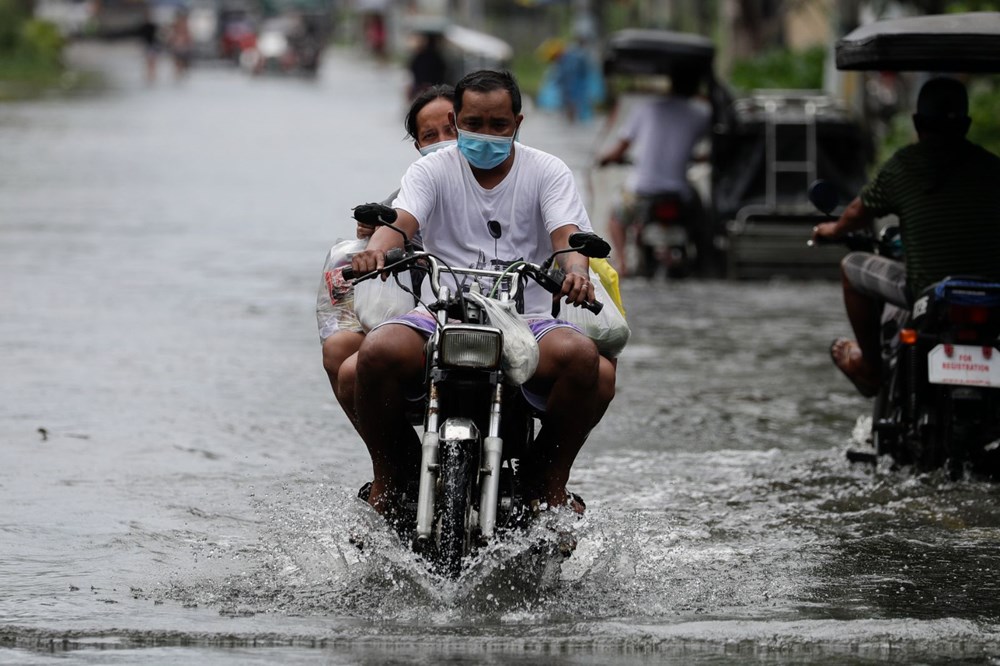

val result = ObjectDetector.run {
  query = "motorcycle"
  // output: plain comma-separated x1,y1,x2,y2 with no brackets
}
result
344,204,609,576
809,181,1000,479
241,14,324,76
600,156,707,280
633,190,705,279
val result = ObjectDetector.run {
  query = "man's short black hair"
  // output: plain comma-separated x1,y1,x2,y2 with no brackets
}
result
454,69,522,117
404,84,455,140
669,66,701,97
913,76,971,138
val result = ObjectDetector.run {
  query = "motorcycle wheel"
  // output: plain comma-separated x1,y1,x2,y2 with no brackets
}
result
435,440,475,577
871,361,899,457
666,245,691,279
914,404,946,473
639,243,658,279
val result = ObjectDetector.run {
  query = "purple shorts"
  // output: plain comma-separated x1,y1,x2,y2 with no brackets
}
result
375,310,581,412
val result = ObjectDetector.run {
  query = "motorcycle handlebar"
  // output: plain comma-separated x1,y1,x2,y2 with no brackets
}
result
340,247,404,282
541,266,603,314
343,251,604,313
352,202,397,228
808,232,875,253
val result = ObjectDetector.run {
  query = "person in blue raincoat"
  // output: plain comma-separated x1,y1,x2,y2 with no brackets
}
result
538,35,603,123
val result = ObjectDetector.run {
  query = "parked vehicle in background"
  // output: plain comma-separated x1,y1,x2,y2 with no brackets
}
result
90,0,147,37
240,10,330,76
716,90,871,279
219,11,256,63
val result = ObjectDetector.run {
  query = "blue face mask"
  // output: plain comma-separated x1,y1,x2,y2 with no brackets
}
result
457,129,515,170
417,139,456,157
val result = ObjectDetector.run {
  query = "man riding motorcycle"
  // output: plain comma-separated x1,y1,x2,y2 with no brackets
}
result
597,65,711,277
348,70,616,518
811,77,1000,396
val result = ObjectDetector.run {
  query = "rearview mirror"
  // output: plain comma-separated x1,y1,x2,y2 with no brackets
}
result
568,232,611,259
808,180,839,216
352,202,398,228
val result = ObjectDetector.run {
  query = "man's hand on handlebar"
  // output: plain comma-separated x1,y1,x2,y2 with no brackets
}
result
560,266,596,308
596,155,630,168
350,247,387,279
810,221,841,244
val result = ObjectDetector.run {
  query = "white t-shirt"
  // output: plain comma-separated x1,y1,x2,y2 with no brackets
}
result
393,143,592,317
620,95,711,197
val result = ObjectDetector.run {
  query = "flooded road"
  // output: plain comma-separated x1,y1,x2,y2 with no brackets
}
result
3,42,1000,664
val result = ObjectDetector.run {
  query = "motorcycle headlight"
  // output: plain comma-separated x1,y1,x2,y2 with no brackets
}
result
439,325,503,370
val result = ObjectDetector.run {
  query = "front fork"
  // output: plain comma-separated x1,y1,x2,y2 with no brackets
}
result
415,380,441,541
478,382,504,539
414,379,505,541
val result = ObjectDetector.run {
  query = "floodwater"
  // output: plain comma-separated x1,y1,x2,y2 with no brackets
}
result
3,42,1000,665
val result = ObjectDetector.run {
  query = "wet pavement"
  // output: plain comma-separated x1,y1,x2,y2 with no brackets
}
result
3,41,1000,665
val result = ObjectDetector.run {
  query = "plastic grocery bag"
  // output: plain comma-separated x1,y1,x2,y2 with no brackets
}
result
590,257,626,317
557,264,631,358
316,239,367,341
354,270,418,332
466,291,539,386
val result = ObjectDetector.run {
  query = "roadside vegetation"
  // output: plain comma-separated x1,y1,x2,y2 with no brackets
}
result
729,44,826,92
0,0,98,102
0,0,82,99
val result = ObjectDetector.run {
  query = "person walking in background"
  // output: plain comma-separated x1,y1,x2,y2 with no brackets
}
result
138,6,159,84
357,0,388,64
536,33,603,124
407,31,447,101
168,8,193,79
553,34,598,123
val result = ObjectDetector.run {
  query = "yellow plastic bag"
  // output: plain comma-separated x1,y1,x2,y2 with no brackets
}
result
589,257,626,318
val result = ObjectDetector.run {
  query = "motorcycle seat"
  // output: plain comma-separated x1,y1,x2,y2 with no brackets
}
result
929,276,1000,308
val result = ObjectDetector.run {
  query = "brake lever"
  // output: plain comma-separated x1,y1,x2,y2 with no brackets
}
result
341,247,408,282
542,267,604,314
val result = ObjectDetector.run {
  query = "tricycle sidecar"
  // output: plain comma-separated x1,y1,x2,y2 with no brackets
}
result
603,28,715,79
835,11,1000,73
715,90,872,279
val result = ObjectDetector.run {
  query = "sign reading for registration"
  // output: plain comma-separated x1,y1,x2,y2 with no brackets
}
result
928,344,1000,387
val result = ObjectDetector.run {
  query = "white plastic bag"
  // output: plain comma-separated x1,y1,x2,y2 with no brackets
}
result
316,239,367,341
557,268,631,358
354,271,418,332
466,291,539,386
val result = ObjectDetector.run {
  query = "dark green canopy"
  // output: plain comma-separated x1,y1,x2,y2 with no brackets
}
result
603,28,714,77
836,12,1000,73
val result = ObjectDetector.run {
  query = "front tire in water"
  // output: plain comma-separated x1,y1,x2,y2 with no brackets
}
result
436,440,475,577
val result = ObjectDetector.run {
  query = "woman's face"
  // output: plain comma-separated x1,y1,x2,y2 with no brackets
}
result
414,97,457,150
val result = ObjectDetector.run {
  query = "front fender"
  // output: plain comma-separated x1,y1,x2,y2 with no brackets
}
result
440,417,480,444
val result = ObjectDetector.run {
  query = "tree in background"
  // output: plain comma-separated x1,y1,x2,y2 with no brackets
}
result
0,0,64,94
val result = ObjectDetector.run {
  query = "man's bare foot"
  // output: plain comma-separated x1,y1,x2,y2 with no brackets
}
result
829,337,879,397
532,488,586,515
366,480,404,517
